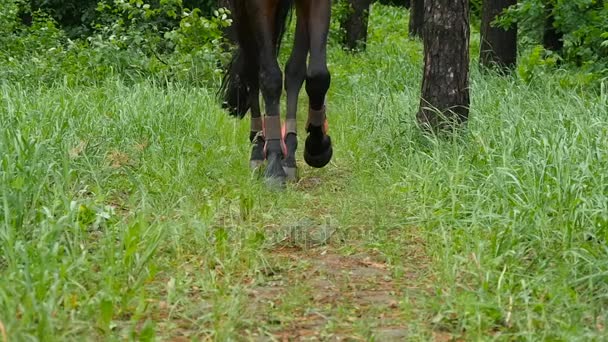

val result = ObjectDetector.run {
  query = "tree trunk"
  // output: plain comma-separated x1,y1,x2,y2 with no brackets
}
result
408,0,424,38
543,1,563,52
217,0,231,9
376,0,410,8
343,0,374,51
417,0,470,131
480,0,517,71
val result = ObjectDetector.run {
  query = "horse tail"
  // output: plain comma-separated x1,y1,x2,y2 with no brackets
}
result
219,47,250,118
217,0,247,118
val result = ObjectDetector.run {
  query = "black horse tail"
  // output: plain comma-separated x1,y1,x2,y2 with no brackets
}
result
220,47,250,118
219,0,294,119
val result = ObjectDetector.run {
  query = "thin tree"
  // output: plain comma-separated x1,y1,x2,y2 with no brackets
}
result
480,0,518,71
217,0,230,8
416,0,470,131
543,1,563,52
343,0,374,51
408,0,424,38
376,0,410,8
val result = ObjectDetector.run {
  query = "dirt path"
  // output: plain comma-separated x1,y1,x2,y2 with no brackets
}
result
147,172,442,341
242,226,434,341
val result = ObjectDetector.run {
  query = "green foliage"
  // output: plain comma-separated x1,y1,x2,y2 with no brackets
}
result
498,0,608,83
93,0,184,51
0,0,231,86
469,0,483,25
0,0,25,35
25,0,218,38
329,0,350,45
165,7,232,55
28,0,99,37
516,45,559,83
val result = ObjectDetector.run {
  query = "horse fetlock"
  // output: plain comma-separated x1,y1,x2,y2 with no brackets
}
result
283,133,298,161
282,133,298,182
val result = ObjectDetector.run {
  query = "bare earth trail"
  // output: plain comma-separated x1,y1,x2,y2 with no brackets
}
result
238,170,439,341
245,244,429,341
144,162,445,341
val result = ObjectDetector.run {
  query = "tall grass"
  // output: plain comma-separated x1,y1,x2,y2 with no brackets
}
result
0,4,607,340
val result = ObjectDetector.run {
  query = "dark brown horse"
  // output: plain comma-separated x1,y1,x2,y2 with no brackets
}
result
220,0,333,186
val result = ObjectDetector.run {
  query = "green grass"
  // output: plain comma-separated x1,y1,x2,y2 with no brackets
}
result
2,4,608,341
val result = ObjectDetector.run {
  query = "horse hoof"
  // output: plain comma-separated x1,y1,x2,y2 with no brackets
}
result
264,167,287,189
264,175,287,189
304,134,333,168
264,149,287,189
283,166,298,182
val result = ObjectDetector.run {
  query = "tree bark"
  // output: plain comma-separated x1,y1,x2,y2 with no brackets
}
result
417,0,470,131
408,0,424,38
480,0,517,71
343,0,374,51
376,0,410,8
543,1,563,52
217,0,230,8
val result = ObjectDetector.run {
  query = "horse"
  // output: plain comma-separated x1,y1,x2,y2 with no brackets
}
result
220,0,333,186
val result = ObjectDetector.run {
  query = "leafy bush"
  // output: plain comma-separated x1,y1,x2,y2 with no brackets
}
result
0,0,232,86
24,0,218,38
498,0,608,83
0,0,25,35
516,45,559,83
28,0,99,37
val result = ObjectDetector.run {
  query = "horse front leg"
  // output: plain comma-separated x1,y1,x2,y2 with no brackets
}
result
283,9,310,181
254,20,287,186
303,0,333,168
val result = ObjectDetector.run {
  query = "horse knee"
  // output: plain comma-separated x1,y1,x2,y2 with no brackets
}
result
305,66,331,109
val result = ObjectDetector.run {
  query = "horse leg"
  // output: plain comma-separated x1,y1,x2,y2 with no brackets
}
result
248,74,265,170
251,2,287,185
303,0,333,168
283,8,310,181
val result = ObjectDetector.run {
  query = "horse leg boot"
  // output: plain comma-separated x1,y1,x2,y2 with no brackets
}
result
283,10,309,181
303,0,333,168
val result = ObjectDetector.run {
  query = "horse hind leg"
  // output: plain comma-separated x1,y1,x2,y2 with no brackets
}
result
248,74,265,171
303,0,333,168
283,9,310,181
